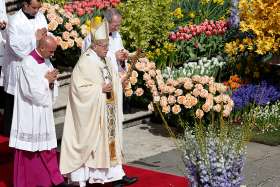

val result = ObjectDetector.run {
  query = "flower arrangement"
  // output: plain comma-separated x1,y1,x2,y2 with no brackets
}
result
231,81,280,110
125,57,234,122
63,0,120,16
162,56,225,79
250,101,280,133
224,74,242,91
41,3,84,67
225,0,280,56
184,126,246,187
169,19,229,63
169,20,228,41
172,0,231,25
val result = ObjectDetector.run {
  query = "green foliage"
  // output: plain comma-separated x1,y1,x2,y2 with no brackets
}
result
118,0,175,52
43,0,69,6
175,34,225,64
173,0,231,25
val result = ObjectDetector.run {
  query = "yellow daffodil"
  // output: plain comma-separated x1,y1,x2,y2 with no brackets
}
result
173,8,183,19
188,11,196,19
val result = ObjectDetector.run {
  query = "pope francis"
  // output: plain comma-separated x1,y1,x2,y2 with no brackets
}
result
60,20,130,187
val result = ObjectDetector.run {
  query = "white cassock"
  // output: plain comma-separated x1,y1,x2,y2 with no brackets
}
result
9,51,58,152
0,0,8,86
3,9,47,95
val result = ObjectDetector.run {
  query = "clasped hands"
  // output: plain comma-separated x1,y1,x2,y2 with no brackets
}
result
115,49,129,62
102,83,112,93
35,28,47,41
0,20,7,30
45,69,59,84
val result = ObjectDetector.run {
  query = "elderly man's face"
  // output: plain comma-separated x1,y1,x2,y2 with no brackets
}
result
109,15,122,33
94,40,109,58
41,42,57,59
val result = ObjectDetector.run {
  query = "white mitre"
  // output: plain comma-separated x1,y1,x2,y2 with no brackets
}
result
90,19,109,43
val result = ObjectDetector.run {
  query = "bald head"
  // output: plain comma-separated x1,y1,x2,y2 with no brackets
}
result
37,35,57,59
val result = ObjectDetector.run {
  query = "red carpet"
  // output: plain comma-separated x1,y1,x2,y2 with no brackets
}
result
1,126,189,187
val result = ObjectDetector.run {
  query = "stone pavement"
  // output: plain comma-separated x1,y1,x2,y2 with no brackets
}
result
123,122,280,187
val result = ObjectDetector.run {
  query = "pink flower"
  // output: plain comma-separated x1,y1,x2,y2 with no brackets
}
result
160,96,168,107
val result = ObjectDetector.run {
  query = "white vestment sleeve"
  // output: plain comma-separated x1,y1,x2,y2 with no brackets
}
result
19,63,50,107
81,34,91,54
8,23,35,58
0,0,7,22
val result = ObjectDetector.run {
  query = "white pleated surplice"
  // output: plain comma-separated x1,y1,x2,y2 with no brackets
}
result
9,56,58,152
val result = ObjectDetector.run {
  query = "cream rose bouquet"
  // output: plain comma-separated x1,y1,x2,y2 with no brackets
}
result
41,3,85,68
125,57,234,127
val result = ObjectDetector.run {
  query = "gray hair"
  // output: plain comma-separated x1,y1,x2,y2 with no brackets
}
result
104,8,122,23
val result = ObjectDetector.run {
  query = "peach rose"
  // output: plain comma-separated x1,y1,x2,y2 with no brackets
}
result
183,80,193,90
192,88,200,97
143,73,151,81
70,30,78,38
62,31,70,41
67,39,74,48
56,16,63,24
47,13,57,22
168,86,176,94
216,83,227,93
48,21,58,31
209,83,217,94
146,79,155,88
162,105,170,114
190,96,198,107
131,70,138,78
69,18,80,26
214,95,223,104
202,103,211,113
147,62,156,70
223,109,231,117
135,88,144,96
195,84,203,90
213,104,221,112
153,95,160,102
192,75,201,83
160,96,168,106
148,102,154,112
135,62,145,71
195,109,204,119
172,104,181,114
168,95,176,105
148,69,157,77
139,57,149,64
175,89,183,96
130,77,138,85
65,22,73,32
177,96,186,104
75,37,83,49
199,89,209,98
156,70,162,75
125,89,133,97
60,41,69,50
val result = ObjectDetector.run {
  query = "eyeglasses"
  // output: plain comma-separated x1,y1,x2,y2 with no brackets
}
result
96,44,108,49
